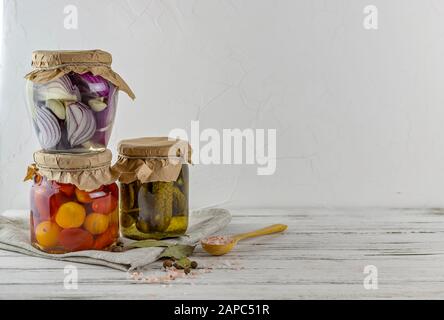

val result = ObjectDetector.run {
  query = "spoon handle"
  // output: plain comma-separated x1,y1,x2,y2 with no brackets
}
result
233,224,287,242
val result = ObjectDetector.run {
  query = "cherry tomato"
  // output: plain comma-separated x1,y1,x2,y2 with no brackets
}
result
93,224,118,250
75,188,93,203
55,202,86,228
59,228,94,251
107,183,119,199
54,182,75,197
91,194,118,214
84,213,110,235
35,221,61,248
75,186,105,203
49,192,70,218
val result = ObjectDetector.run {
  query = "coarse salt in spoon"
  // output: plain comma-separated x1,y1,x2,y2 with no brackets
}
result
201,224,288,256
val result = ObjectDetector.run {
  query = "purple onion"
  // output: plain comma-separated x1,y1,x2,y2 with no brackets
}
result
65,102,96,147
34,105,61,149
72,72,110,97
91,84,118,146
34,75,80,102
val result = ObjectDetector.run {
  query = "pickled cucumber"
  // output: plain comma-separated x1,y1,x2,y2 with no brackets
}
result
120,211,137,228
136,219,150,233
120,165,189,239
151,182,173,232
120,183,132,210
172,185,187,215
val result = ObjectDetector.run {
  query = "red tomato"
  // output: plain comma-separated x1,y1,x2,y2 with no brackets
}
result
93,224,118,250
107,183,119,199
59,228,94,251
91,194,118,214
56,183,75,197
49,192,70,218
75,186,105,203
75,188,93,203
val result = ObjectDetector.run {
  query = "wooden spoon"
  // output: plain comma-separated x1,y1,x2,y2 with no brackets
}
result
201,224,288,256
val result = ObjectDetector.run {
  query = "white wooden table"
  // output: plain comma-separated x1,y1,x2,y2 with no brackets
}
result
1,208,444,299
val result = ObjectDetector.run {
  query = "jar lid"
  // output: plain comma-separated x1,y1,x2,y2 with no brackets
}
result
31,50,112,69
34,149,113,170
28,149,117,191
25,49,135,100
118,137,192,161
114,137,191,184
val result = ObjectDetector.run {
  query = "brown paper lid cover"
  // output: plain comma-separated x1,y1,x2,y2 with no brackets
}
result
114,137,191,184
118,137,192,159
30,50,112,68
25,49,135,99
31,149,117,191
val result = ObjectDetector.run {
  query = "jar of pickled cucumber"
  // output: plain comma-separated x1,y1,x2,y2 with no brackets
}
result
113,137,191,239
24,150,119,253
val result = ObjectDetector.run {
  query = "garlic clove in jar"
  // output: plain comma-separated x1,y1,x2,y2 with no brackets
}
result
46,99,66,120
88,98,108,112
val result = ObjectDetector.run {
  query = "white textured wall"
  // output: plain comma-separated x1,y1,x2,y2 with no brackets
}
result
1,0,444,212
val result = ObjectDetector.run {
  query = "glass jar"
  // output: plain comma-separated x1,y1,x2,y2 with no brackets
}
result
25,50,135,153
120,165,189,239
25,150,119,253
114,137,191,239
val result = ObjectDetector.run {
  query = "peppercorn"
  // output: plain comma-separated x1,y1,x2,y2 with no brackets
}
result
173,262,183,269
190,261,198,269
184,267,191,274
163,259,173,268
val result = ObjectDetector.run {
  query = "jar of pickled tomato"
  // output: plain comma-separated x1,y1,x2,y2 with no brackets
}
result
24,50,135,153
25,150,119,253
113,137,191,240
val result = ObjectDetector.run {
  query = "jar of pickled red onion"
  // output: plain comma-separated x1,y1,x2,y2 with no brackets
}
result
24,149,119,253
24,50,135,153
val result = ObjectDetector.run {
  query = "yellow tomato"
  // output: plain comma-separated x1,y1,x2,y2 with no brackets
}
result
35,221,61,248
55,202,86,228
75,188,93,203
83,213,110,235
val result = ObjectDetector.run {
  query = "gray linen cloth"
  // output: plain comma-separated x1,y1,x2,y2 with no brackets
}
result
0,208,231,271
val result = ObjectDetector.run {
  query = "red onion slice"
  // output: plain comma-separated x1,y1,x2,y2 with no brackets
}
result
34,106,61,149
65,102,96,147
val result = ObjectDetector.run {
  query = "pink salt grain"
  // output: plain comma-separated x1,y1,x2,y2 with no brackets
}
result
202,235,233,245
128,259,217,285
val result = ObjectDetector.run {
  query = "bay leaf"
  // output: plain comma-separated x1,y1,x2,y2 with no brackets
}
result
125,239,173,249
159,244,195,259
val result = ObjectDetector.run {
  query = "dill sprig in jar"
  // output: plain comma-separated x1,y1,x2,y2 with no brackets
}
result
113,137,191,240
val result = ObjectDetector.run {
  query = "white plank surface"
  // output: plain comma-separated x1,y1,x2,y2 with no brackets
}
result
1,208,444,299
